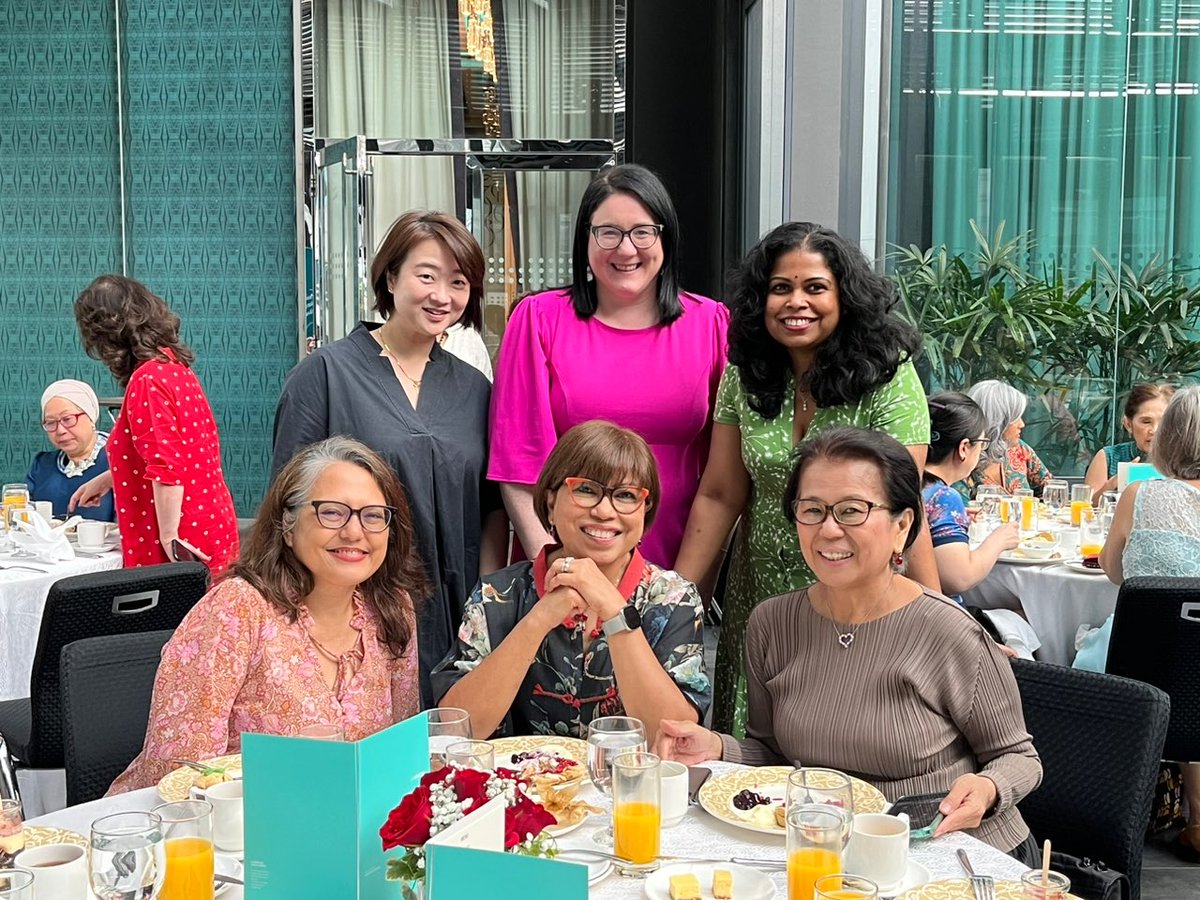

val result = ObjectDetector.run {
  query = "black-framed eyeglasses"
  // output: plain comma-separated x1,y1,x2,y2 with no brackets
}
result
41,413,83,432
791,498,892,527
969,438,992,452
589,224,663,250
562,477,650,515
308,500,396,533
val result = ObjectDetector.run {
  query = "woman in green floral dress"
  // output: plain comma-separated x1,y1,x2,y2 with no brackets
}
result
675,222,932,735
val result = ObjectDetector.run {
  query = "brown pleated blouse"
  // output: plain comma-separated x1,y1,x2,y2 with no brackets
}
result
720,587,1041,853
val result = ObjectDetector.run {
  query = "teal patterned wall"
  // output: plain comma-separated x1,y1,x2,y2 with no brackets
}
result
0,0,296,515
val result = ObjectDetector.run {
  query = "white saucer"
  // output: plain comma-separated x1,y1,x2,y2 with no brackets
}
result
879,859,931,897
75,540,119,554
644,862,773,900
215,855,243,896
1062,560,1106,575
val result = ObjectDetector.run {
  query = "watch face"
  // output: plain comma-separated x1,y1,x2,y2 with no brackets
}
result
622,605,641,629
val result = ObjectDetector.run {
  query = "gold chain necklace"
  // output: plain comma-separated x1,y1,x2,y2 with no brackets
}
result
377,332,425,389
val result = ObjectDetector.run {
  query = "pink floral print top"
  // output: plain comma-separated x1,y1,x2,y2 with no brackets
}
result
109,577,420,793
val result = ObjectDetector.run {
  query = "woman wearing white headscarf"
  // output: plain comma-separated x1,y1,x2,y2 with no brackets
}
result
25,379,115,521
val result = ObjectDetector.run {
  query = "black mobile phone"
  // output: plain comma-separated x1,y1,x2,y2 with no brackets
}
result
171,539,203,565
887,791,946,838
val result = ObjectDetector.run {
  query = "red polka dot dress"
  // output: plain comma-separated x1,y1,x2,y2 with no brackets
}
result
107,348,240,575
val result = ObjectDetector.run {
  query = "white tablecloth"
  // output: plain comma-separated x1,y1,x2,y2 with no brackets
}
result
0,551,122,701
28,762,1030,899
963,561,1118,665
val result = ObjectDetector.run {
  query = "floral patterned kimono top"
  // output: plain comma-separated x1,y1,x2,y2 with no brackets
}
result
430,548,710,738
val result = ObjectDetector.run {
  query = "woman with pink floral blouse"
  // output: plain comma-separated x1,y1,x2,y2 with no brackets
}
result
110,436,427,793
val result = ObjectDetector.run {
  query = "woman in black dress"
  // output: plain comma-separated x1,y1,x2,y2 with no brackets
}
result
272,211,505,703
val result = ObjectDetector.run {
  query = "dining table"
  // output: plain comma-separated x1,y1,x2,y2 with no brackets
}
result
27,761,1033,899
963,558,1118,666
0,548,123,702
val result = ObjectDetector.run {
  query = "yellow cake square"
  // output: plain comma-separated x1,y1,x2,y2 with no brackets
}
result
669,873,701,900
712,868,733,899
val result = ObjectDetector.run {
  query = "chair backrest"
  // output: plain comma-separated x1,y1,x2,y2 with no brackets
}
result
60,630,172,805
26,562,209,768
1012,658,1168,900
1106,576,1200,763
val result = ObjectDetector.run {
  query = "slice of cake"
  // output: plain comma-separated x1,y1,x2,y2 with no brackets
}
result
712,868,733,899
669,873,701,900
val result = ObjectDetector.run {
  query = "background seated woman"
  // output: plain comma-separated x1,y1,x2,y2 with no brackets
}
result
25,380,114,521
964,379,1052,497
432,420,709,741
656,427,1042,862
109,436,426,792
1084,382,1174,504
923,392,1019,599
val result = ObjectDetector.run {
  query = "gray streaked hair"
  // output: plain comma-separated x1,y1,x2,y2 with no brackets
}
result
278,435,388,533
1151,385,1200,480
967,380,1028,463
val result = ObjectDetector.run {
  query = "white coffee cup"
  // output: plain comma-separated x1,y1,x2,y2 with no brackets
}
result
33,501,53,523
204,779,244,853
76,521,107,550
15,842,88,898
845,812,909,891
659,760,689,827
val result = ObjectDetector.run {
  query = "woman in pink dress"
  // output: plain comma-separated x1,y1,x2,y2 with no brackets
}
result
489,165,729,567
109,436,426,792
70,275,239,575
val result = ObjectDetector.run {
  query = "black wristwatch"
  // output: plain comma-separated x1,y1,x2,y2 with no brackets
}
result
601,605,641,637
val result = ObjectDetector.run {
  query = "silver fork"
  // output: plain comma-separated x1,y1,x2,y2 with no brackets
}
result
956,848,997,900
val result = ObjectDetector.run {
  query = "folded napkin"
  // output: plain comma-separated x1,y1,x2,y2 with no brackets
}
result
10,513,80,561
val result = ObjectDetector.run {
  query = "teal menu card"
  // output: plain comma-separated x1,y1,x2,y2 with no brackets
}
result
426,845,589,900
243,712,429,899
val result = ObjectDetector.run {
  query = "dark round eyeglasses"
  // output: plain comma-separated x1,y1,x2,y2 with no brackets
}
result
589,224,663,250
562,477,650,514
309,500,396,533
791,498,891,527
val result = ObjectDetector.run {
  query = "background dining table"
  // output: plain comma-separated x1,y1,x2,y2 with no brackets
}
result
28,761,1032,899
963,559,1118,665
0,549,122,702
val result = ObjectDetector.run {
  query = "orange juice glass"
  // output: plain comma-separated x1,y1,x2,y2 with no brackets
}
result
1014,490,1035,531
611,749,661,873
787,805,846,900
153,800,214,900
815,873,880,899
1070,500,1091,527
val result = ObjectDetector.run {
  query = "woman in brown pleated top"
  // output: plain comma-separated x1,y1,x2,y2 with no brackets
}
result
657,426,1042,862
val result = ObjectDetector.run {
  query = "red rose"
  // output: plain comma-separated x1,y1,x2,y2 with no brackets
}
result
419,768,455,789
504,793,556,849
451,767,491,804
380,785,434,850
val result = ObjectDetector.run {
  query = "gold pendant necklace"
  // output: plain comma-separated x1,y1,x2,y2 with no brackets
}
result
377,332,424,389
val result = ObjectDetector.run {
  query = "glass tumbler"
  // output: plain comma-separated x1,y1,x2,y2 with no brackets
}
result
0,799,24,859
445,739,494,771
0,868,33,900
89,811,167,900
1070,483,1093,526
428,707,472,771
1021,870,1071,899
815,873,879,899
611,749,661,873
786,768,854,847
1042,479,1068,516
787,804,845,900
153,800,215,900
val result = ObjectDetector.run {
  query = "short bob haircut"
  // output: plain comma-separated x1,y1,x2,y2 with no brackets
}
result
74,275,195,387
232,435,429,658
1151,386,1200,480
1123,382,1175,421
926,391,988,466
569,164,684,325
370,210,485,330
533,420,662,533
784,426,923,551
727,222,921,419
967,380,1028,465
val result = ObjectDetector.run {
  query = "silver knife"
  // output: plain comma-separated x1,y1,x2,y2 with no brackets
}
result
687,766,712,804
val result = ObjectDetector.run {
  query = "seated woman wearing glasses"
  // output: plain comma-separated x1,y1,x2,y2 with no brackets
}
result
433,420,710,741
109,436,426,792
25,380,115,521
656,428,1041,860
922,392,1019,599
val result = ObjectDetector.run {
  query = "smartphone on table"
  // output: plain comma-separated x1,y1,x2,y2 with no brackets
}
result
886,791,945,840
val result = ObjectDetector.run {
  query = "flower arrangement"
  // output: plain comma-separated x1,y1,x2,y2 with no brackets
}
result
380,765,558,897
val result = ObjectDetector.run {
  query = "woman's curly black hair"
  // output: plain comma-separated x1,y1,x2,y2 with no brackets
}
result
728,222,921,419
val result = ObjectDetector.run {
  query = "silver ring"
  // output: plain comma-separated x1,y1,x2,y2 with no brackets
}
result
560,556,574,573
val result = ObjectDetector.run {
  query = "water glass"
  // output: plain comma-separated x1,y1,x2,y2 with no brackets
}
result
786,768,854,848
297,723,344,741
976,485,1003,522
1100,491,1120,516
0,799,23,859
428,707,472,770
611,750,661,873
1021,870,1071,899
1042,479,1068,516
153,800,214,900
445,739,494,770
587,715,647,846
815,873,879,899
89,811,167,900
0,869,33,900
787,804,845,900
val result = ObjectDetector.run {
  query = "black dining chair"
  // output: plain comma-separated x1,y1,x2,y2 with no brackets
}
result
1012,658,1169,900
1106,576,1200,764
60,630,173,805
0,562,208,774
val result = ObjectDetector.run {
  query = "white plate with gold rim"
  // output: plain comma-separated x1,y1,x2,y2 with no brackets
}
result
157,754,243,802
697,766,886,836
489,735,589,768
894,878,1082,899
